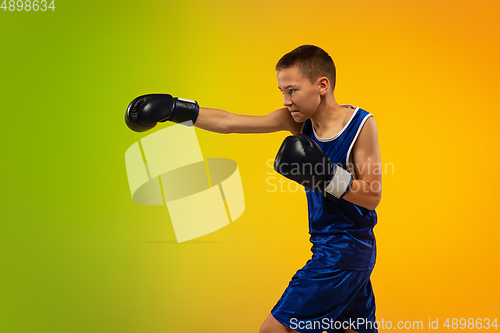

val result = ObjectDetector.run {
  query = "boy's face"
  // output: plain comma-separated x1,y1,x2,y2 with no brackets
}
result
277,66,322,122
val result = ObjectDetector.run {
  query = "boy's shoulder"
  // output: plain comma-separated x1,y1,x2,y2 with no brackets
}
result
271,107,304,135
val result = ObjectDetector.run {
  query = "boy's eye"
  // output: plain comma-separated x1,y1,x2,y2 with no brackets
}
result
289,89,296,94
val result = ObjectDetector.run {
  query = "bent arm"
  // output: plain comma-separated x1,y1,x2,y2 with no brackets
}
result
195,107,303,135
342,116,382,210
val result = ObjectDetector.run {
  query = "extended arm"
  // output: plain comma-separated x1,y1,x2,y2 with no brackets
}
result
125,93,303,135
195,107,302,134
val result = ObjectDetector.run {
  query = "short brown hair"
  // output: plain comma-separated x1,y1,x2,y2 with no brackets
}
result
275,45,336,90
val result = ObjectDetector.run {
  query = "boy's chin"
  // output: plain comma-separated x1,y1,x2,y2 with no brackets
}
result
291,112,305,121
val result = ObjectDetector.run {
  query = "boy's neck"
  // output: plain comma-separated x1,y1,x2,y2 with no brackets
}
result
310,93,348,132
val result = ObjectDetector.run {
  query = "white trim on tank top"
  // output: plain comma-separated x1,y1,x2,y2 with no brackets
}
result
312,106,360,142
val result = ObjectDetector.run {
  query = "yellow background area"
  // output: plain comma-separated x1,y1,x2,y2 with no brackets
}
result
1,0,499,332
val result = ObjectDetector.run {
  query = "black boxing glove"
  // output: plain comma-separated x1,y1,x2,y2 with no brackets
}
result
274,134,353,200
125,94,199,132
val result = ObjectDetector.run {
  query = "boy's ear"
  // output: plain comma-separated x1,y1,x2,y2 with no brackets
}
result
318,76,330,95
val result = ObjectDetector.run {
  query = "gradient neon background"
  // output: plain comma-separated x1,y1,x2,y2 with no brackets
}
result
1,0,499,332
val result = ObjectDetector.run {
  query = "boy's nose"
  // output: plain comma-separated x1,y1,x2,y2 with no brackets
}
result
283,96,292,106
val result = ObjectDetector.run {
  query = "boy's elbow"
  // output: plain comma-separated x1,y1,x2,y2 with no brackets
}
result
212,118,231,134
220,124,230,134
358,189,381,211
368,191,382,210
220,114,235,134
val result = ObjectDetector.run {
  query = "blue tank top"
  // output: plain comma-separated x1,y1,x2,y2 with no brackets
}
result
301,106,377,270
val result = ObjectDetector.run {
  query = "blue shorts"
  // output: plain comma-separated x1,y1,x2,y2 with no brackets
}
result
271,259,377,333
